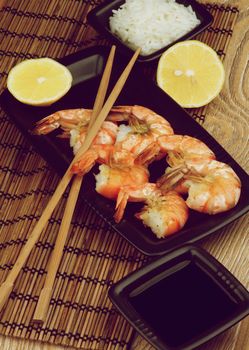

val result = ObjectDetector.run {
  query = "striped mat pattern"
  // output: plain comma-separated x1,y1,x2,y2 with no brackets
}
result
0,1,239,349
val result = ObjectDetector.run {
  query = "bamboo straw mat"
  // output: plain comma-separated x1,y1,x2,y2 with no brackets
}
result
0,1,239,349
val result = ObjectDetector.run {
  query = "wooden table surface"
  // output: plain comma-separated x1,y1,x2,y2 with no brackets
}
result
0,0,248,349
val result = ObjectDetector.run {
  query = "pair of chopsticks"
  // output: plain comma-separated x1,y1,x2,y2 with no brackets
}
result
0,45,140,321
33,46,116,322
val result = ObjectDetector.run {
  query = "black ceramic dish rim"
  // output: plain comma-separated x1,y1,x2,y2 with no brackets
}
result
87,0,214,63
1,45,249,257
108,244,249,350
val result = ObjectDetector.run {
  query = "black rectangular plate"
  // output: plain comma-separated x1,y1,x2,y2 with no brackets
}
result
87,0,213,62
1,45,249,256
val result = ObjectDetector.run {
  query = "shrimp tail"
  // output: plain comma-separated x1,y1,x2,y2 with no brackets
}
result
32,114,61,135
32,109,92,135
114,189,129,223
157,166,186,192
135,142,161,166
167,151,185,167
71,149,98,175
107,106,131,122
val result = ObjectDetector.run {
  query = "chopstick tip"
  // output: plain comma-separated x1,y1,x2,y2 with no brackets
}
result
135,47,141,57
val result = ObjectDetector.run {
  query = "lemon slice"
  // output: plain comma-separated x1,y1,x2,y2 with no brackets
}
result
156,40,225,108
7,57,72,106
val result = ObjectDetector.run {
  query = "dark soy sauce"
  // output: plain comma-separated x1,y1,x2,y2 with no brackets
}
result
129,261,238,347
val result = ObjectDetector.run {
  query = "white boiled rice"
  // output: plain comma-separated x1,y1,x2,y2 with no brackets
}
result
109,0,201,56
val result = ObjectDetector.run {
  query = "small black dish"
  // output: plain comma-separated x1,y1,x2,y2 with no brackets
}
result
87,0,213,62
109,245,249,350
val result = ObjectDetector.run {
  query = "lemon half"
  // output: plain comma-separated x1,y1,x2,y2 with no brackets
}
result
7,57,72,106
156,40,225,108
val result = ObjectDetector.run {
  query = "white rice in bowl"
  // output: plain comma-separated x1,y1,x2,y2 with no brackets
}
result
109,0,201,56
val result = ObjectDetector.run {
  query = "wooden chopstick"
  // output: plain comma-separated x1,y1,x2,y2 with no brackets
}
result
32,45,116,322
0,47,140,313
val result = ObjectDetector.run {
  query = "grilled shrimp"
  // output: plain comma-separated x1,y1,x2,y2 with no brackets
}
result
107,105,174,162
94,140,162,201
158,134,215,166
33,106,171,174
70,120,118,155
137,191,189,238
114,183,188,238
158,159,241,214
33,105,173,151
95,164,149,200
33,108,118,153
72,105,174,173
33,108,119,175
33,108,92,136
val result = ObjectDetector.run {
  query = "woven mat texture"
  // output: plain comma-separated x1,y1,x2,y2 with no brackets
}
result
0,1,239,349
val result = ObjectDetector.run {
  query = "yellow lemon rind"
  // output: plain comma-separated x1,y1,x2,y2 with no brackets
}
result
156,40,225,108
7,58,73,106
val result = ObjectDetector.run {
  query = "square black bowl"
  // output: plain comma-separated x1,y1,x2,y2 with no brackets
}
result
87,0,213,62
109,245,249,350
